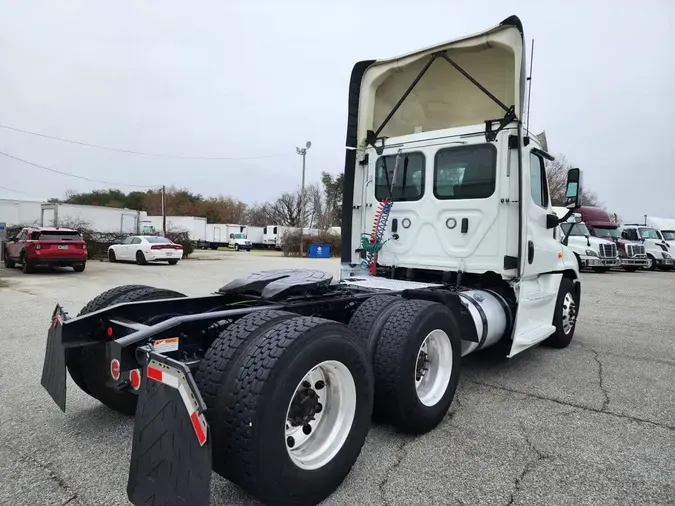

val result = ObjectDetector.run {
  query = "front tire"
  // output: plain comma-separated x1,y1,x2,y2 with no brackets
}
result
3,250,15,268
234,244,240,251
592,266,609,273
20,252,33,273
622,266,639,272
372,300,462,434
646,255,658,271
108,249,116,262
216,317,373,506
544,277,578,349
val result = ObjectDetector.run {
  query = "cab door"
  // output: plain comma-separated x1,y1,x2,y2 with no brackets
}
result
509,149,562,356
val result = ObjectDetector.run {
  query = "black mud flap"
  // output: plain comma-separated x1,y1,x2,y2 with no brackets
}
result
127,352,212,506
40,304,68,412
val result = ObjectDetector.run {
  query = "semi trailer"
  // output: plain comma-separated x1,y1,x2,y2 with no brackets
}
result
40,15,585,506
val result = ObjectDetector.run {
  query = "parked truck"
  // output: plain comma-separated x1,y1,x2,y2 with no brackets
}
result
0,198,43,226
644,216,675,249
577,206,648,272
620,223,675,271
552,206,619,272
40,15,586,506
246,226,264,248
144,216,207,247
41,203,146,234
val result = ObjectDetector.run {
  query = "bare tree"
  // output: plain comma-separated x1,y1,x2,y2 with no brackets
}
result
545,154,602,207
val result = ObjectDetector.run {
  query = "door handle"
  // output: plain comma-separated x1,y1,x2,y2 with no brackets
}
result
391,218,398,233
461,218,469,234
528,241,534,264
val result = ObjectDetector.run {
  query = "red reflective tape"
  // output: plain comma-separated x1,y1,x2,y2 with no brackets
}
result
147,366,163,383
190,411,207,446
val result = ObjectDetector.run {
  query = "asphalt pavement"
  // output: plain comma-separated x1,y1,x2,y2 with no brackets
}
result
0,251,673,506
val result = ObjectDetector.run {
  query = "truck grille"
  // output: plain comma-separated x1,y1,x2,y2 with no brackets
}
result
627,244,645,257
598,243,616,258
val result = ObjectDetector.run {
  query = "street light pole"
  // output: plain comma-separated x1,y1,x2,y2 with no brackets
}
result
296,141,311,256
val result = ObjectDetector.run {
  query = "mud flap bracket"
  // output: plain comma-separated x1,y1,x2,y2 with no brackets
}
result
127,351,212,506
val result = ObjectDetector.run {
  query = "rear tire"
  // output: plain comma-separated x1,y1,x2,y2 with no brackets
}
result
136,250,147,265
167,259,178,265
79,287,187,415
216,316,373,506
195,310,297,475
372,300,462,434
348,295,407,358
20,252,33,273
544,277,578,348
3,252,15,268
73,262,86,273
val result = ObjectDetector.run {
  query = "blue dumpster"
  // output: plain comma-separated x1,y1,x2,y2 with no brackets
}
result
307,243,331,258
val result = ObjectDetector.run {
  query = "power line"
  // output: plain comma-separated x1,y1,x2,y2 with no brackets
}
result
0,183,36,198
0,151,159,188
0,123,294,160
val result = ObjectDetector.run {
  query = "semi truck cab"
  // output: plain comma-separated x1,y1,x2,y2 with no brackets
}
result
621,224,674,271
552,207,619,272
577,206,648,272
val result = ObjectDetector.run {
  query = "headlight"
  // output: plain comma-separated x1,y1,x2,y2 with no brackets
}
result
585,249,598,257
663,252,672,259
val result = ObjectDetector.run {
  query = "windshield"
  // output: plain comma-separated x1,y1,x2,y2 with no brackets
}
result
34,230,83,241
662,230,675,241
144,236,173,244
561,223,590,237
592,227,620,239
232,233,246,239
638,227,660,240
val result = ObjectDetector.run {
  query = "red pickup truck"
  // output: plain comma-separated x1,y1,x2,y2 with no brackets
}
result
3,226,88,273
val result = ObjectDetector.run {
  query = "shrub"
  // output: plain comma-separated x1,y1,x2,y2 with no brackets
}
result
281,229,341,257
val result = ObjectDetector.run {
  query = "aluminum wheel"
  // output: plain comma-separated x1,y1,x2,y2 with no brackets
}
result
285,360,356,471
414,329,453,407
561,292,577,335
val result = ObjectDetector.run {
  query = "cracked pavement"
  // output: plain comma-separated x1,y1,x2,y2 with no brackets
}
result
1,254,674,505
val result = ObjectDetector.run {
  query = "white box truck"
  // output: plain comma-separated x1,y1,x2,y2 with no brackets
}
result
40,203,146,234
246,226,264,248
205,223,228,250
0,198,43,226
144,216,208,246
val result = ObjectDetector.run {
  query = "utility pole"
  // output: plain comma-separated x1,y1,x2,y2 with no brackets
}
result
161,185,166,236
296,141,311,256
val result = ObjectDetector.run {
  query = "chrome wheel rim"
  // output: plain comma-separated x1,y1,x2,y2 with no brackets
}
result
415,329,453,407
561,292,577,334
285,360,356,470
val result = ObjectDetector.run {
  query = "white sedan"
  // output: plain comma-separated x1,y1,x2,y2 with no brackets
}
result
108,235,183,265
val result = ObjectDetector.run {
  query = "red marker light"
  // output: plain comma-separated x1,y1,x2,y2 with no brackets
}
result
106,327,113,337
129,369,141,390
110,359,120,380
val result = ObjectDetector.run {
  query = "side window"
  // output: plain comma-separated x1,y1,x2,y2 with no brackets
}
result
375,152,425,202
123,236,133,244
560,223,572,236
434,144,496,200
273,226,277,234
622,228,638,241
131,237,142,244
529,153,549,208
17,230,27,241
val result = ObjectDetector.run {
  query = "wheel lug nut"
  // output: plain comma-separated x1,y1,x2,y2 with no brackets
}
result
302,381,311,388
315,380,325,390
316,403,322,413
287,436,295,448
302,424,312,435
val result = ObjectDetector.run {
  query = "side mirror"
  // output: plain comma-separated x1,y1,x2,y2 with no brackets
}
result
573,213,583,224
584,233,590,239
11,236,18,242
564,168,583,209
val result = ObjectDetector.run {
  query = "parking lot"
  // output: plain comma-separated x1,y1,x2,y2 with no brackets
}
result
0,251,673,506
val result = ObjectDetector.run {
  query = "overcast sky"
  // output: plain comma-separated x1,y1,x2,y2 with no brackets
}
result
1,0,673,222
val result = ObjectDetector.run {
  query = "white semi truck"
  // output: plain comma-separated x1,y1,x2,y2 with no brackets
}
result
620,223,675,271
644,216,675,249
40,16,586,506
552,206,619,272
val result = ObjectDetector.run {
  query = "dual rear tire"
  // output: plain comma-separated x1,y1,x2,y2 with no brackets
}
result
348,295,463,434
195,311,373,506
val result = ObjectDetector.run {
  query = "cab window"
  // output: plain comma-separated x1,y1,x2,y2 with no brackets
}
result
375,152,425,202
529,152,549,208
434,144,496,200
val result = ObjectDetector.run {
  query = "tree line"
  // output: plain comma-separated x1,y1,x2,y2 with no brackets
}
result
50,154,602,227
